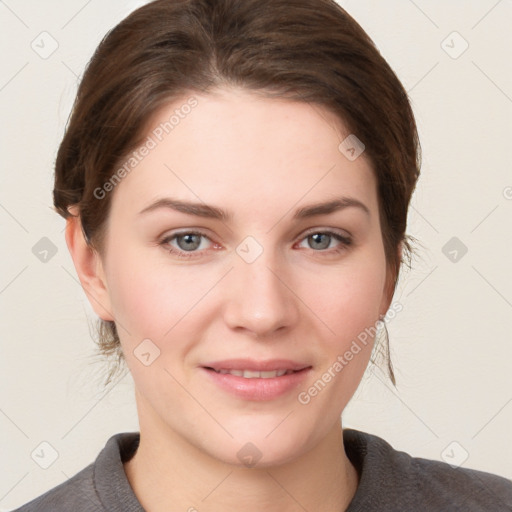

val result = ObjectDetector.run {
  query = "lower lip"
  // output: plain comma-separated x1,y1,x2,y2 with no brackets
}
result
201,367,312,401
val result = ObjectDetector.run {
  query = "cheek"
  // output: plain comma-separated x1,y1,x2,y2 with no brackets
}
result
307,253,387,344
299,259,387,406
103,244,227,363
104,244,196,343
105,233,388,347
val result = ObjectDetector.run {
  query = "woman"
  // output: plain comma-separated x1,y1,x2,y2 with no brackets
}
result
15,0,512,510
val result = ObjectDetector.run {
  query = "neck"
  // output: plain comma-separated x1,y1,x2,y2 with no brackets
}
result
124,404,359,512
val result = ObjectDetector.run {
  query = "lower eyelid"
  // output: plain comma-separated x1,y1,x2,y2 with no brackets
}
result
298,231,352,247
161,230,351,256
165,233,212,249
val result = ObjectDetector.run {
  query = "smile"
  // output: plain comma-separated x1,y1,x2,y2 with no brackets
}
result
209,368,296,378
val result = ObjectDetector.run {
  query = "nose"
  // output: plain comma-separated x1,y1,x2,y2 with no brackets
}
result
222,247,301,338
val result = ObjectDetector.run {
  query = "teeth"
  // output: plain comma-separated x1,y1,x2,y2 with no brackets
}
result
214,369,294,378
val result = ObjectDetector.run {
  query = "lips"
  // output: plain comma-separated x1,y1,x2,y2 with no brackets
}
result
210,368,295,378
201,358,311,375
200,360,312,401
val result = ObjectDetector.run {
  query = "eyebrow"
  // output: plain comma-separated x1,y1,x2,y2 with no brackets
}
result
138,196,370,220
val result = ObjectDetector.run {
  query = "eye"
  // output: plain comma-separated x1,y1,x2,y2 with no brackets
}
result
160,231,215,259
296,230,352,253
159,229,352,260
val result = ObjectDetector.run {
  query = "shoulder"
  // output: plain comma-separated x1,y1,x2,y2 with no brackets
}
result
12,432,141,512
11,463,97,511
343,428,512,511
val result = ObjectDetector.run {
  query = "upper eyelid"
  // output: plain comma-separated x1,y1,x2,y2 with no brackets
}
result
300,227,351,239
161,228,352,249
161,226,351,239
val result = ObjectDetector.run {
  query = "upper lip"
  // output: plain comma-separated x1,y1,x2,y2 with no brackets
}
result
201,359,311,372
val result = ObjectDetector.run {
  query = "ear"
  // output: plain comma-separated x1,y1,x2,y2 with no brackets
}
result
379,242,402,316
64,208,114,321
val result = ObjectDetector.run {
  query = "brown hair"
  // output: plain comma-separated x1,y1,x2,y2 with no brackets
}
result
54,0,420,386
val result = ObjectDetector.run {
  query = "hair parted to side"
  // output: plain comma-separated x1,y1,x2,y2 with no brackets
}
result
54,0,421,387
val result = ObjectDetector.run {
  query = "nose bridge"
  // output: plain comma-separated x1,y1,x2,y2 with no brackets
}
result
223,239,299,336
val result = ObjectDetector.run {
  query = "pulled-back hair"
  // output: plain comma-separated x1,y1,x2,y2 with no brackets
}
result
54,0,421,386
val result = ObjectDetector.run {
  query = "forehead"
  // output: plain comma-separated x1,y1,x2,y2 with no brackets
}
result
109,88,378,219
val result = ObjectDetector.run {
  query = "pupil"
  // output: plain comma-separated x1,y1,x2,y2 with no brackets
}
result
310,233,329,250
178,234,200,251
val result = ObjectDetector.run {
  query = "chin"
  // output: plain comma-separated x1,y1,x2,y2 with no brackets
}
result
201,421,313,470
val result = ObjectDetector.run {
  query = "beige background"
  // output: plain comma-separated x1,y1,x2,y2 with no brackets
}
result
1,0,511,509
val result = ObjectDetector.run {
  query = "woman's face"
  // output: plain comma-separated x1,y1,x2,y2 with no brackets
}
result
94,87,394,466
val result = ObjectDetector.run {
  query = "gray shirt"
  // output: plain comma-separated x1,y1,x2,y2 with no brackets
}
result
13,429,512,511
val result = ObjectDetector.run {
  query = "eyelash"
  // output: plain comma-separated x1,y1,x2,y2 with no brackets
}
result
159,229,353,260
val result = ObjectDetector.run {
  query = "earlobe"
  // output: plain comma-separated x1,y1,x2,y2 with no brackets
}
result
379,242,402,317
64,209,115,322
379,267,396,317
397,240,404,264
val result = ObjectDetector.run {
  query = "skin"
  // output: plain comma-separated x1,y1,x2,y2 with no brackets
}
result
66,86,397,512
